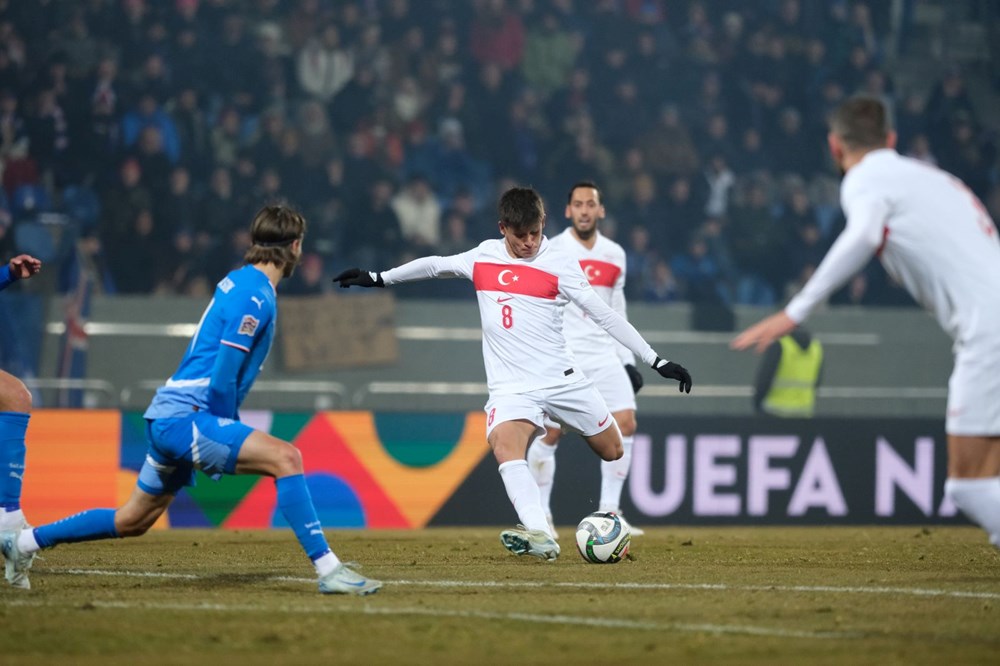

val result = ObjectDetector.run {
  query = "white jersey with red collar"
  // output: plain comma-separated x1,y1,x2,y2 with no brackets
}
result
380,237,658,395
549,228,633,365
786,149,1000,344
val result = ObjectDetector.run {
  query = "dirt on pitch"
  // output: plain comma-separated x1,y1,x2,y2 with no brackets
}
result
1,527,997,665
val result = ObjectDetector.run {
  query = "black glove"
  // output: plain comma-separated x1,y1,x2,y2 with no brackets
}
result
652,357,692,394
333,268,384,288
624,364,644,394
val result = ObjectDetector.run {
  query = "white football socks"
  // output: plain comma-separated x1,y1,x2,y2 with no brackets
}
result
498,459,551,536
599,435,633,513
944,477,1000,547
0,508,25,531
313,550,342,577
17,527,40,554
526,438,557,517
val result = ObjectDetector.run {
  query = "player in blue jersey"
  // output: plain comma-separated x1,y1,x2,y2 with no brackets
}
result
0,254,42,588
1,207,381,595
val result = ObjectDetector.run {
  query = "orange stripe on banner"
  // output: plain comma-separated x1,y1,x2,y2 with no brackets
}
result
333,412,489,528
22,410,120,524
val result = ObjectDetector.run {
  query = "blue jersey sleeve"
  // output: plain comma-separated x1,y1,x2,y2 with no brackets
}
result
0,264,15,291
220,294,272,353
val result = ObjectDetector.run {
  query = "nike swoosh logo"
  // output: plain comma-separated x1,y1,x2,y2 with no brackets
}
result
497,296,514,303
342,579,368,587
598,415,610,427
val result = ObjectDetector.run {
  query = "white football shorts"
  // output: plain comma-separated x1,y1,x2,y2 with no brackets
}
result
485,378,615,440
946,341,1000,436
576,351,637,414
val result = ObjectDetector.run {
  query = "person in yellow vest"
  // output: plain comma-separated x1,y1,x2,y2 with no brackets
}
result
753,327,823,417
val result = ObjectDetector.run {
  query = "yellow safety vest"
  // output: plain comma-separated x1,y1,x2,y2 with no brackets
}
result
762,336,823,417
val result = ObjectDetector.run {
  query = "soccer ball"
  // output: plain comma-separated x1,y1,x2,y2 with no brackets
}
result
575,512,631,563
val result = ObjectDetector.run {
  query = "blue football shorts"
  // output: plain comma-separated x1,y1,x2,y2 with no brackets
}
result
137,411,254,496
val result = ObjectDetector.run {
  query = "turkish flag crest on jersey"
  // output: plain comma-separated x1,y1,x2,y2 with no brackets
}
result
472,262,560,299
578,260,620,288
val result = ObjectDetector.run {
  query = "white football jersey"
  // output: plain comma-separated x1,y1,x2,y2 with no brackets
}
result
786,149,1000,343
381,237,658,395
549,228,633,365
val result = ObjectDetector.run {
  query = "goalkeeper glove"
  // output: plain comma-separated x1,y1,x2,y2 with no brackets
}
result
652,357,692,393
624,364,644,394
333,268,384,288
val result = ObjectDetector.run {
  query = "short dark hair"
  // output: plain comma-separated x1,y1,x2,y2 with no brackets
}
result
244,204,306,272
829,96,891,150
498,187,545,232
566,180,602,204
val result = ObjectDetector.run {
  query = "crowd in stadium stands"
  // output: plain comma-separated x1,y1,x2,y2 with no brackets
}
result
0,0,997,305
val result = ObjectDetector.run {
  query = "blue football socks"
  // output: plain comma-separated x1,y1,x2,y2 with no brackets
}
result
0,412,29,508
276,474,331,562
34,508,118,548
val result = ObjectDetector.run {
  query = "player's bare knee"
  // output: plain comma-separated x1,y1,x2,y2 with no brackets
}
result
601,442,624,462
618,418,636,437
275,443,303,476
0,373,32,413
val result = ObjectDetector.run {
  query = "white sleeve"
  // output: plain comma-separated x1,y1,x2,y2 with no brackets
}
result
611,272,634,365
784,187,889,323
563,275,658,367
380,249,476,285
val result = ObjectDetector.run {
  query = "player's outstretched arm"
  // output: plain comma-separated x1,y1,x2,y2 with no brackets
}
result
652,357,692,394
10,254,42,279
333,268,384,288
730,311,797,354
569,284,693,393
334,251,477,289
0,254,42,291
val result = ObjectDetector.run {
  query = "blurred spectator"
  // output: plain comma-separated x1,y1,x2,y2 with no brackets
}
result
522,10,576,97
661,176,704,250
282,252,325,295
169,87,209,177
621,222,651,293
703,154,736,218
925,68,977,150
670,231,728,304
391,174,442,252
730,179,788,305
121,91,180,164
905,134,936,166
619,172,662,243
296,23,354,103
469,0,525,71
199,166,241,239
639,104,700,179
109,208,159,294
643,258,680,303
345,175,403,267
936,113,995,199
437,209,477,255
101,158,152,255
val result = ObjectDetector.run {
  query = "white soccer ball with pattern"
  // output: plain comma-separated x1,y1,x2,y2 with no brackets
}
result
575,511,631,563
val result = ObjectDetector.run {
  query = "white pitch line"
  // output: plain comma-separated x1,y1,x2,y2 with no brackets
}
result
1,598,859,641
54,568,1000,600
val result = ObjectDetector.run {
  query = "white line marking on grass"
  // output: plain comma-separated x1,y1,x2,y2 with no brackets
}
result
2,598,859,641
50,568,1000,600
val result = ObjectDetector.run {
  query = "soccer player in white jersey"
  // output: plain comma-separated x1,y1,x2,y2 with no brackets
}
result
335,187,692,560
732,97,1000,549
526,181,646,537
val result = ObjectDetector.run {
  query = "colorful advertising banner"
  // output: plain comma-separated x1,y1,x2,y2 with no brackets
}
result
23,412,964,528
